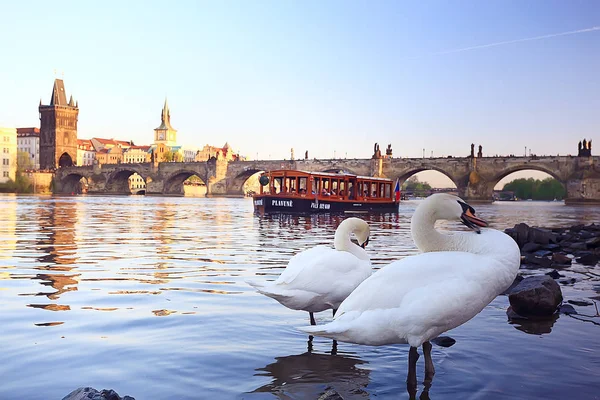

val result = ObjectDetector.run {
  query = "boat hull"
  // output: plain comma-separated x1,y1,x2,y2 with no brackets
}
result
253,195,399,213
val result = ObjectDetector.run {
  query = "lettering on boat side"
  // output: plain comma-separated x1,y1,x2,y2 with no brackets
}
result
310,202,331,210
272,199,293,207
254,199,263,206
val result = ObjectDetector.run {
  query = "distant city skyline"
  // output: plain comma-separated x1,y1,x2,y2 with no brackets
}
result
1,1,597,188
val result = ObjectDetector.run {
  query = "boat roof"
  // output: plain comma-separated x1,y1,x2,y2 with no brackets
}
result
264,169,393,182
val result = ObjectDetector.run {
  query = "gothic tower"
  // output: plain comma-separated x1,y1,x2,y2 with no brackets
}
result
39,79,79,169
154,98,177,147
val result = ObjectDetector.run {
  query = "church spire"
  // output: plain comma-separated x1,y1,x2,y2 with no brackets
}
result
156,97,174,130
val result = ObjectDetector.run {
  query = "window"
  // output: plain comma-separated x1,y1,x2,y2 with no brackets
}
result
3,171,8,177
3,159,8,165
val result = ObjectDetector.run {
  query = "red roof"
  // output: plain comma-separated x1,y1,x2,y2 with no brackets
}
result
17,127,40,136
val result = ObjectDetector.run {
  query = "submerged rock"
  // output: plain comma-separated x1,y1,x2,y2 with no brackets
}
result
431,336,456,347
568,299,594,307
62,387,135,400
576,254,599,266
545,270,564,279
318,389,344,400
508,276,563,317
551,253,572,265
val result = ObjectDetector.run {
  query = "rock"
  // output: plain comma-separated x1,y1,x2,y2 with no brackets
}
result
559,278,577,285
543,243,561,250
578,230,595,240
512,223,531,248
528,228,557,245
522,254,552,268
570,224,585,232
521,242,541,253
533,250,553,258
431,336,456,347
568,242,588,251
586,236,600,248
318,389,344,400
551,253,572,265
501,275,524,295
545,270,564,279
576,254,599,266
62,387,135,400
558,304,578,315
508,276,563,317
568,299,594,306
506,306,559,335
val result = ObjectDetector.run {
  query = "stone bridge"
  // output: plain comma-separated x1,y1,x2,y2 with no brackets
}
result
54,155,600,204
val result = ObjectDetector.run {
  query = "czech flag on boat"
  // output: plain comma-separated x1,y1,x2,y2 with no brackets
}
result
394,178,401,202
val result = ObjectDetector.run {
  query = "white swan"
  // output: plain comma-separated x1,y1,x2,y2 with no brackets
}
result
300,194,520,385
247,217,372,325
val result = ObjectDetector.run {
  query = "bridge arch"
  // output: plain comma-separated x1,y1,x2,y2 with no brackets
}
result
491,164,566,188
163,168,209,195
105,167,147,195
392,167,460,188
59,173,89,194
228,168,264,196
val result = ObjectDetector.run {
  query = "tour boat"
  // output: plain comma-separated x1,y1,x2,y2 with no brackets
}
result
253,170,400,213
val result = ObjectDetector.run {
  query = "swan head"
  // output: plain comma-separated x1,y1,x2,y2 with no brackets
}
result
337,217,371,248
424,194,488,233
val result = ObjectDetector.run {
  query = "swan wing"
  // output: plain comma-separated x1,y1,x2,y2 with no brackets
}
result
301,251,515,345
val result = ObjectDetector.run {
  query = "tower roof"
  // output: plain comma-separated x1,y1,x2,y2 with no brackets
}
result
50,79,68,106
154,97,176,131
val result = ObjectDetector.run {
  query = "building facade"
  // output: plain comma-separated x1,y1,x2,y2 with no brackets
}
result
17,127,40,170
77,139,96,166
0,128,17,183
123,146,151,163
39,79,79,169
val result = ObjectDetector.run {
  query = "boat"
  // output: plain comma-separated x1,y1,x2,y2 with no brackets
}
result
253,170,400,213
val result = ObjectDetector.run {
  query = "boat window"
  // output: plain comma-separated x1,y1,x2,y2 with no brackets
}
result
312,177,319,194
321,179,331,196
371,182,378,198
384,183,391,198
339,181,346,197
298,177,307,194
331,179,338,196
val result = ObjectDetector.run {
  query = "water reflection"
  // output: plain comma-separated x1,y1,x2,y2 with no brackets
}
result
508,313,560,335
251,349,370,399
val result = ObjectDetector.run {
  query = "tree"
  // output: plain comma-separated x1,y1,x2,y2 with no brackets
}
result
17,151,34,171
163,150,182,162
502,177,565,200
402,176,432,196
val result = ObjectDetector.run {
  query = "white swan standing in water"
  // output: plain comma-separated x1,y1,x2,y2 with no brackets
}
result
247,217,372,325
300,194,520,387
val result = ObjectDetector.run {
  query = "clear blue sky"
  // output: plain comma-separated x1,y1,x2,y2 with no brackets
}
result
1,0,598,173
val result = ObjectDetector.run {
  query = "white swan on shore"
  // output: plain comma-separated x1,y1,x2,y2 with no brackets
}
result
247,217,372,325
299,194,520,386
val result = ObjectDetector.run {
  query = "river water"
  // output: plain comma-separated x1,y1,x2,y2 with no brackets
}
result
1,195,599,400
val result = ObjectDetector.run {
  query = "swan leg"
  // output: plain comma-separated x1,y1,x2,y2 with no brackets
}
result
423,341,435,382
333,308,338,317
407,346,419,398
331,340,338,355
307,335,314,353
309,312,316,326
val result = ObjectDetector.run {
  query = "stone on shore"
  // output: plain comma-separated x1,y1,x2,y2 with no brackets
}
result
508,276,563,317
62,387,135,400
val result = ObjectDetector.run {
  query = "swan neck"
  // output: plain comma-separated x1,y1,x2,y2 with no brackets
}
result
411,205,461,252
334,221,369,261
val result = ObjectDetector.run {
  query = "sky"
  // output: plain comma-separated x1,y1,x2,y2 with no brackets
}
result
1,0,598,187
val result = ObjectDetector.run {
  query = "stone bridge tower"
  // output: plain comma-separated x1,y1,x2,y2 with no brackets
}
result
39,79,79,169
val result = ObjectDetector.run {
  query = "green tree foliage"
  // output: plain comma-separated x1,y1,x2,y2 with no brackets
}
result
502,177,565,200
17,151,34,170
402,176,432,196
163,150,183,162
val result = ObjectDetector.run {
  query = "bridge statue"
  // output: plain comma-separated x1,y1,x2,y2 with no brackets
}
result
372,143,382,159
305,150,308,160
386,144,392,157
477,145,482,158
470,143,475,158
